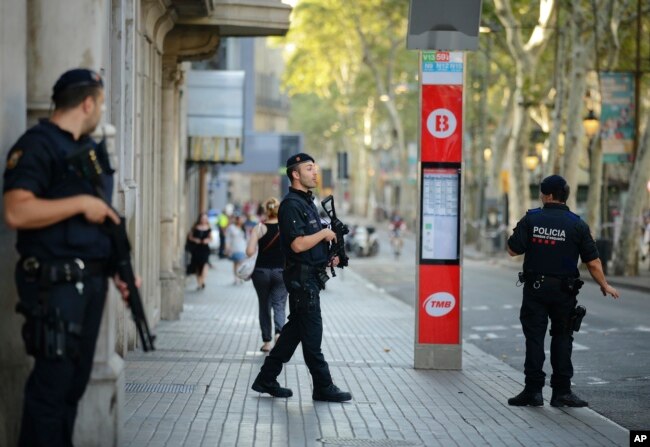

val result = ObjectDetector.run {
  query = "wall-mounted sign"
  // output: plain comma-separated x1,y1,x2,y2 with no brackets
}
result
188,136,242,164
187,70,245,164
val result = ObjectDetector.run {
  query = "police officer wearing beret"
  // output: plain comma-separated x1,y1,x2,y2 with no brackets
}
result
3,69,135,446
251,153,352,402
506,175,619,408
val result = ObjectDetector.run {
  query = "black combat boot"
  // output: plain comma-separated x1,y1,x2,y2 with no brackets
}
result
550,391,588,407
312,384,352,402
251,376,293,398
507,389,543,407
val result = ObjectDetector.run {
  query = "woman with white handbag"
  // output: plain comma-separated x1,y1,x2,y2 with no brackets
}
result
246,197,287,352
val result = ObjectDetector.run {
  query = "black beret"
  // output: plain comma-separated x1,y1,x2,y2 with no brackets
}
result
52,68,104,99
285,152,315,169
540,175,568,195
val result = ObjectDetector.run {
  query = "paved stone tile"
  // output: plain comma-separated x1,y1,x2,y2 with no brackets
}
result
122,261,628,447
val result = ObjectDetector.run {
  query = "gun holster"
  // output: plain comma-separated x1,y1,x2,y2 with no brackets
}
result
16,257,85,360
549,304,586,336
16,302,81,360
570,305,586,332
561,277,584,296
16,302,45,357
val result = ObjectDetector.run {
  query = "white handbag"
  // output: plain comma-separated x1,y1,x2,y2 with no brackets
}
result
236,253,257,281
236,224,280,281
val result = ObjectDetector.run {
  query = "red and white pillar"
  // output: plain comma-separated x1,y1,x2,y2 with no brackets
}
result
415,51,464,369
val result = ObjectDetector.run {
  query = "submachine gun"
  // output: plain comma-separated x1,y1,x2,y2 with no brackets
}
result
67,140,156,352
320,195,349,277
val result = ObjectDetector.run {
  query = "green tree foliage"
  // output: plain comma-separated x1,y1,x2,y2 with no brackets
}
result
281,0,418,215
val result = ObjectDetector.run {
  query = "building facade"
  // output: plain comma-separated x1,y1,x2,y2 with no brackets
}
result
0,0,290,445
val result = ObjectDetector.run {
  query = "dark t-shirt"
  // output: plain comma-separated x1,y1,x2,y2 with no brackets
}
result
3,120,114,260
507,203,599,277
278,188,328,267
255,223,284,269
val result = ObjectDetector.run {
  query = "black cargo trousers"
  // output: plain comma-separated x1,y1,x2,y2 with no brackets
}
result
15,260,108,447
520,277,577,394
257,267,333,389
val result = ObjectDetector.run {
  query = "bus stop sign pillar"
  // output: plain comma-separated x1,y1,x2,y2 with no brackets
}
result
407,0,482,370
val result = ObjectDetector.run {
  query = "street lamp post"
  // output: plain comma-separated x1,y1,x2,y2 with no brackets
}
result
583,109,600,140
583,109,603,234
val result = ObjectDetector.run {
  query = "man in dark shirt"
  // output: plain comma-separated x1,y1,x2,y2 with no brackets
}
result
3,68,134,447
506,175,619,408
251,153,352,402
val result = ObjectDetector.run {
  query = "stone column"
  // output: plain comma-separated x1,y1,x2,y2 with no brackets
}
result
0,1,29,445
110,0,138,356
27,0,109,122
26,0,123,444
160,57,184,320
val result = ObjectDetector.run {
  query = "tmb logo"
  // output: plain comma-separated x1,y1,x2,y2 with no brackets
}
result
632,431,650,444
423,292,456,317
426,108,457,139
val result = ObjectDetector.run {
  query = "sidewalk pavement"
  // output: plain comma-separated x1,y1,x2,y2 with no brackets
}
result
122,259,628,447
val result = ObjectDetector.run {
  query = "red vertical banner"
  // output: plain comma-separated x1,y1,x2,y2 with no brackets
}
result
418,264,460,344
421,85,463,163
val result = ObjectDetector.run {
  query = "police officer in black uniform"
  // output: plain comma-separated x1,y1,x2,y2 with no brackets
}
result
3,69,134,447
506,175,619,408
251,153,352,402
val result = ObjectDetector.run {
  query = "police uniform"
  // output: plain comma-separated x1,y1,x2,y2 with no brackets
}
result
507,175,598,407
252,153,351,402
2,69,114,446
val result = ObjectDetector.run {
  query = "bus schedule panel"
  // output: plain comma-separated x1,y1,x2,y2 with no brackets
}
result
420,164,461,264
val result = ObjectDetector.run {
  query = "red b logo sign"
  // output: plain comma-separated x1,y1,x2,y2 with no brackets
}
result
426,108,456,139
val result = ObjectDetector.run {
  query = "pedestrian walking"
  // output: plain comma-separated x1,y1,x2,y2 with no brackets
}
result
2,68,138,447
225,213,247,285
251,153,351,402
506,175,619,408
186,212,212,290
217,204,232,259
246,197,287,352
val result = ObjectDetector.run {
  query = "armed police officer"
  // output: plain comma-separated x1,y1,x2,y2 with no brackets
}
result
251,153,352,402
506,175,619,408
3,69,136,446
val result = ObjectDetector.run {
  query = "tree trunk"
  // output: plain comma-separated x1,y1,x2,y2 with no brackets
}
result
491,89,515,186
613,112,650,275
544,26,567,177
561,2,590,210
507,100,532,228
382,97,411,219
494,0,557,228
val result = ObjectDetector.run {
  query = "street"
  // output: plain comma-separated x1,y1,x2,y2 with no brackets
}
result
348,226,650,430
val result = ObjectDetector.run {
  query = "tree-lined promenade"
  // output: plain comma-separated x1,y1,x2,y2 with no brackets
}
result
280,0,650,276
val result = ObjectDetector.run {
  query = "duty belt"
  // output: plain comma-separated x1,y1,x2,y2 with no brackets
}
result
518,271,574,290
21,257,109,294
